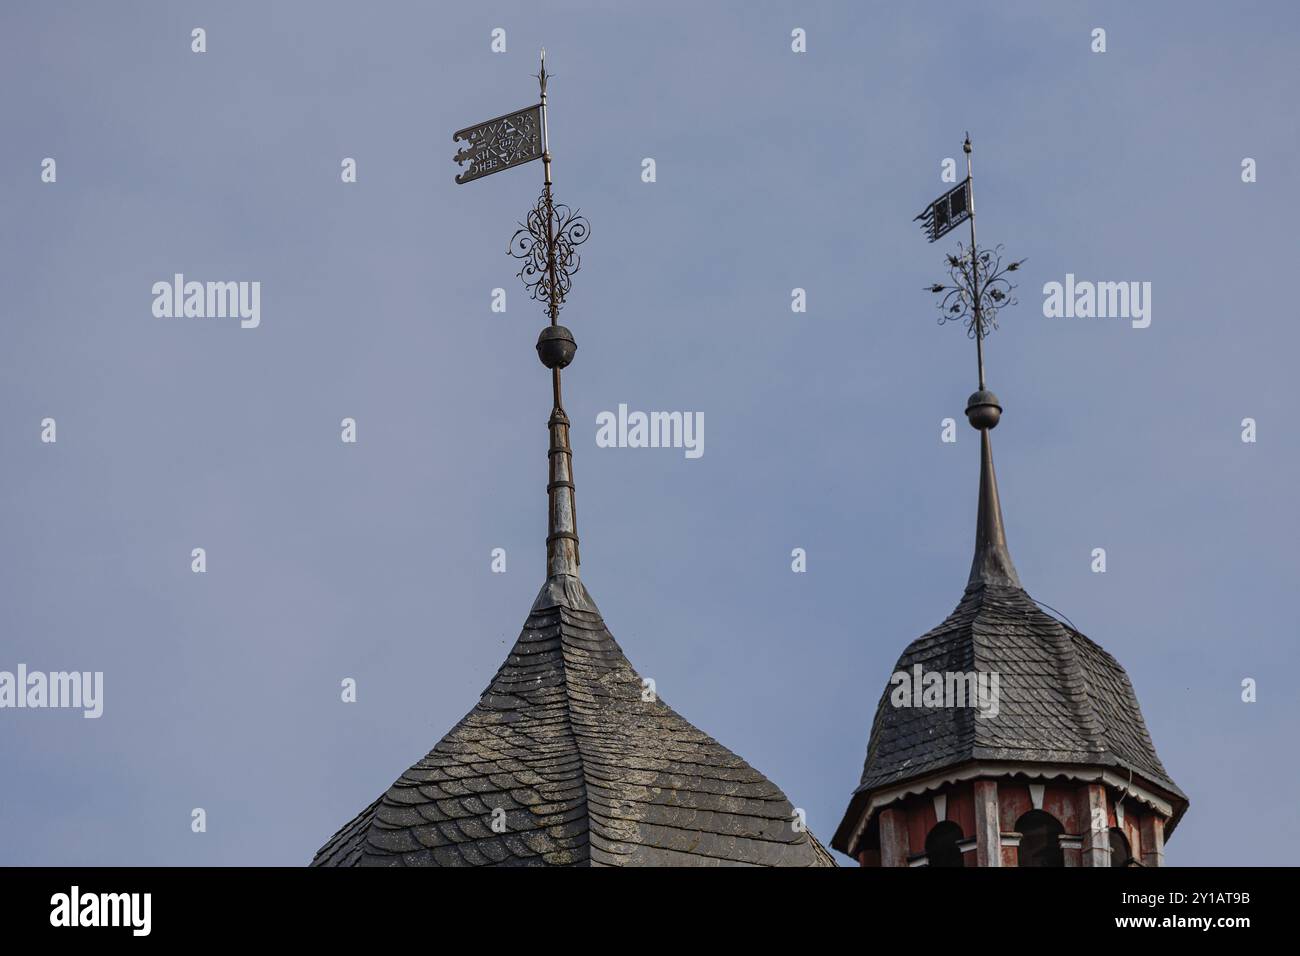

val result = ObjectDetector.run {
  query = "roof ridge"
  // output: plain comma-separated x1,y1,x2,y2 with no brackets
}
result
543,597,598,865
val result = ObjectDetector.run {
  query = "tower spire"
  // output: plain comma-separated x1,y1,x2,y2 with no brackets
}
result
451,52,590,579
834,133,1187,868
921,135,1026,590
965,391,1020,589
508,51,590,579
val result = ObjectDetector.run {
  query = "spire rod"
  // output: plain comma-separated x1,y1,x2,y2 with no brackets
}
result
538,50,576,578
964,134,987,392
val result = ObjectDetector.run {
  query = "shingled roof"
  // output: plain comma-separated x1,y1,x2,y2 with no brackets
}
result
313,337,832,865
831,406,1187,855
314,575,833,866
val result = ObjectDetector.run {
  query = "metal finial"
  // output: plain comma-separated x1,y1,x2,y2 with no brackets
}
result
536,324,576,369
965,388,1002,430
537,48,549,98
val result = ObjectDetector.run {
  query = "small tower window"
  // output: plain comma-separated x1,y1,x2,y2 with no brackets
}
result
925,821,964,867
1110,828,1133,866
1015,810,1064,867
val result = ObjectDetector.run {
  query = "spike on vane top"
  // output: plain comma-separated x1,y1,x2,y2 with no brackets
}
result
537,47,549,97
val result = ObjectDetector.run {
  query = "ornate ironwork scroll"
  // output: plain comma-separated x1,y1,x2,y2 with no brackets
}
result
453,105,543,184
927,243,1025,338
508,189,590,319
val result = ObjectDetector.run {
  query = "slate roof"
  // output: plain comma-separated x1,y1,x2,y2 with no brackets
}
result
314,575,834,867
831,418,1187,855
830,579,1188,853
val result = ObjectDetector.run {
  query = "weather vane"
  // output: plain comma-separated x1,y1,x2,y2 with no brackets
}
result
915,135,1024,393
452,49,590,333
452,50,591,573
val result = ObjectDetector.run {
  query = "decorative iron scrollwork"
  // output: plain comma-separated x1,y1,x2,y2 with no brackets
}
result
508,188,590,319
927,243,1025,338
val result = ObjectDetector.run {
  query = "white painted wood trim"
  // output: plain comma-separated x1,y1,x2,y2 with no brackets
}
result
844,761,1175,855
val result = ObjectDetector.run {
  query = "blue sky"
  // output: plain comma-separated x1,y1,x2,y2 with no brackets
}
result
2,0,1297,865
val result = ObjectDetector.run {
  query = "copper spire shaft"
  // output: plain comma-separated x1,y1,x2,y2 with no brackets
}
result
966,423,1020,589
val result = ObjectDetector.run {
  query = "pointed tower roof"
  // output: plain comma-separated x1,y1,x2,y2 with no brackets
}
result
314,85,831,863
314,569,832,866
832,165,1186,856
831,392,1187,855
313,352,831,868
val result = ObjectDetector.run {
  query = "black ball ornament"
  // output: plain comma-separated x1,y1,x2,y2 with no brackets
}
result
536,325,577,369
965,389,1002,430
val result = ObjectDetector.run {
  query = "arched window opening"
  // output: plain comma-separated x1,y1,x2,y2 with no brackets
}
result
1016,810,1064,867
925,820,964,867
1110,828,1133,867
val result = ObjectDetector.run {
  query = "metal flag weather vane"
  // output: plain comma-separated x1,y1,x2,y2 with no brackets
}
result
918,134,1025,391
452,49,590,328
914,177,971,243
451,103,543,185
